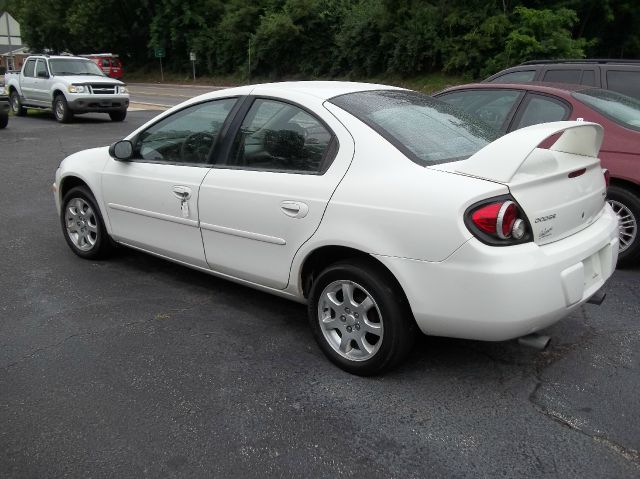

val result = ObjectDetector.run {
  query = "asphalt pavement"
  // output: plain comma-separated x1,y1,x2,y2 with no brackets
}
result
128,83,229,109
1,108,639,478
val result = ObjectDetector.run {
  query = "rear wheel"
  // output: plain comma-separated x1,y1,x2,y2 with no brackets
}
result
109,110,127,122
308,259,416,376
0,112,7,129
10,90,26,116
607,185,640,267
60,186,112,260
54,94,73,123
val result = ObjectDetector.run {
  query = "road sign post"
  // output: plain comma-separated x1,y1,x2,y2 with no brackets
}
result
189,52,196,81
154,48,166,82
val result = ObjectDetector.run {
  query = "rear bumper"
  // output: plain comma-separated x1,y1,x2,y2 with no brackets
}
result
376,205,619,341
68,95,129,113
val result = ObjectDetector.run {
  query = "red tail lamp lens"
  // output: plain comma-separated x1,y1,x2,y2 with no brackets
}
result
500,202,517,238
471,202,502,234
471,201,519,239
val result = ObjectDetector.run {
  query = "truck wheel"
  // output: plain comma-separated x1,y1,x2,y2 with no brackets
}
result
607,185,640,267
53,95,73,123
109,110,127,122
0,113,8,129
10,90,26,116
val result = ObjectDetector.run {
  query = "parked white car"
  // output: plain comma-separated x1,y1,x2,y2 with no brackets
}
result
6,55,129,123
53,82,619,375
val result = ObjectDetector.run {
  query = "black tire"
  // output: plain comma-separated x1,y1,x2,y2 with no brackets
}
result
60,186,112,260
109,110,127,122
0,112,7,129
607,185,640,267
10,90,26,116
53,94,73,123
308,259,417,376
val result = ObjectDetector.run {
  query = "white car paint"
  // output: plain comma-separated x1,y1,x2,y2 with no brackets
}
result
54,81,619,349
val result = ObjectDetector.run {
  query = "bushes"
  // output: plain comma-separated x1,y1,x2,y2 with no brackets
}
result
8,0,636,80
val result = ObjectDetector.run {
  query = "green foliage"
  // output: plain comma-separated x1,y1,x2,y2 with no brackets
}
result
6,0,639,80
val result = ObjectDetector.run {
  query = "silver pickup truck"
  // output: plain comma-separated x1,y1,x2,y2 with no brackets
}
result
6,55,130,123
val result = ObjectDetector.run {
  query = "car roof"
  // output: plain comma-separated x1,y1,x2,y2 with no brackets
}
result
436,82,597,97
217,81,403,102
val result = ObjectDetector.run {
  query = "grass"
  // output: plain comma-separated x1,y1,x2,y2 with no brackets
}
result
122,68,469,93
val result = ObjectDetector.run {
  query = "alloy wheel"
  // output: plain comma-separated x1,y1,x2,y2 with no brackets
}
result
65,197,99,251
608,199,637,254
317,280,384,361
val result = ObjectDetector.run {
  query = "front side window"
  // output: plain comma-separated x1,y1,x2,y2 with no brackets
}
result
490,70,536,83
437,89,522,131
229,99,334,173
573,89,640,131
512,94,570,130
23,59,36,78
606,71,640,99
331,90,498,166
136,98,237,164
49,59,105,76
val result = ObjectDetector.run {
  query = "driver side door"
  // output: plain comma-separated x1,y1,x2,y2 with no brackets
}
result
101,97,238,267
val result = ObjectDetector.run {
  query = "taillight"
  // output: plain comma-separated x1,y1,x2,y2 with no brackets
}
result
603,168,610,188
465,196,531,246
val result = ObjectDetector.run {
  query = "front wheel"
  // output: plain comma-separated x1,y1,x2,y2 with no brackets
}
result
308,259,416,376
60,186,112,260
54,94,73,123
0,113,7,129
109,110,127,122
10,90,26,116
607,185,640,267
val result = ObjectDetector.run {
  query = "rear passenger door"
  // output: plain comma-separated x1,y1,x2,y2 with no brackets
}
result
198,96,355,289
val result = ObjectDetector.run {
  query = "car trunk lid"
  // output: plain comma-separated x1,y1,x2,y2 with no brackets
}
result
433,121,607,245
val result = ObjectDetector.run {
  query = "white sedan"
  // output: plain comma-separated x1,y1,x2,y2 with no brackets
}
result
53,82,619,375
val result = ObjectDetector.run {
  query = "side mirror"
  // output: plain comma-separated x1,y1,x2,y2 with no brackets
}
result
109,140,134,160
37,71,49,79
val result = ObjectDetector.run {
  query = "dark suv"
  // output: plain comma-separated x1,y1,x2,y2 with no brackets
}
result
484,59,640,100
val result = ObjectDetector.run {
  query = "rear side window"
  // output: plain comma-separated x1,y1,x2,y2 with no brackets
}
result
23,59,36,77
330,90,498,166
606,71,640,99
229,99,334,173
543,69,581,84
437,89,522,132
573,89,640,132
512,94,570,130
490,70,536,83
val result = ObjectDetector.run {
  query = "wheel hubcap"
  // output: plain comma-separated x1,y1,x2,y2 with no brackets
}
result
318,280,383,362
55,101,64,119
608,199,637,254
65,198,98,251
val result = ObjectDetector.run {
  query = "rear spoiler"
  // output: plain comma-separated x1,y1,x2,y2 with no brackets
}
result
456,121,604,183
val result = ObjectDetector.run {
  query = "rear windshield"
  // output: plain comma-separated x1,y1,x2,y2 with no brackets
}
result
329,90,498,165
573,89,640,132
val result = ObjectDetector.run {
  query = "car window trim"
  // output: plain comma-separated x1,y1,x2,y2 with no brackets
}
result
435,87,526,134
216,95,339,176
507,91,573,132
126,95,246,167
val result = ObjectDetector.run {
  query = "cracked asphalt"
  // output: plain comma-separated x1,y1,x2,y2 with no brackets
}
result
1,109,639,478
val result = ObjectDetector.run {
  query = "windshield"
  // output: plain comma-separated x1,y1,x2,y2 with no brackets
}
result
49,58,105,76
330,90,498,165
573,89,640,132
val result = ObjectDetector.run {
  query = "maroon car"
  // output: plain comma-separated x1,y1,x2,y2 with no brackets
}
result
435,83,640,266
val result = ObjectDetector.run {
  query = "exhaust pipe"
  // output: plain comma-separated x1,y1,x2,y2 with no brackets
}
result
518,333,551,350
587,291,606,305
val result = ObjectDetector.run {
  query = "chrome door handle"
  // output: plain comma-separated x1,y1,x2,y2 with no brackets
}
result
172,185,192,200
281,201,309,218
